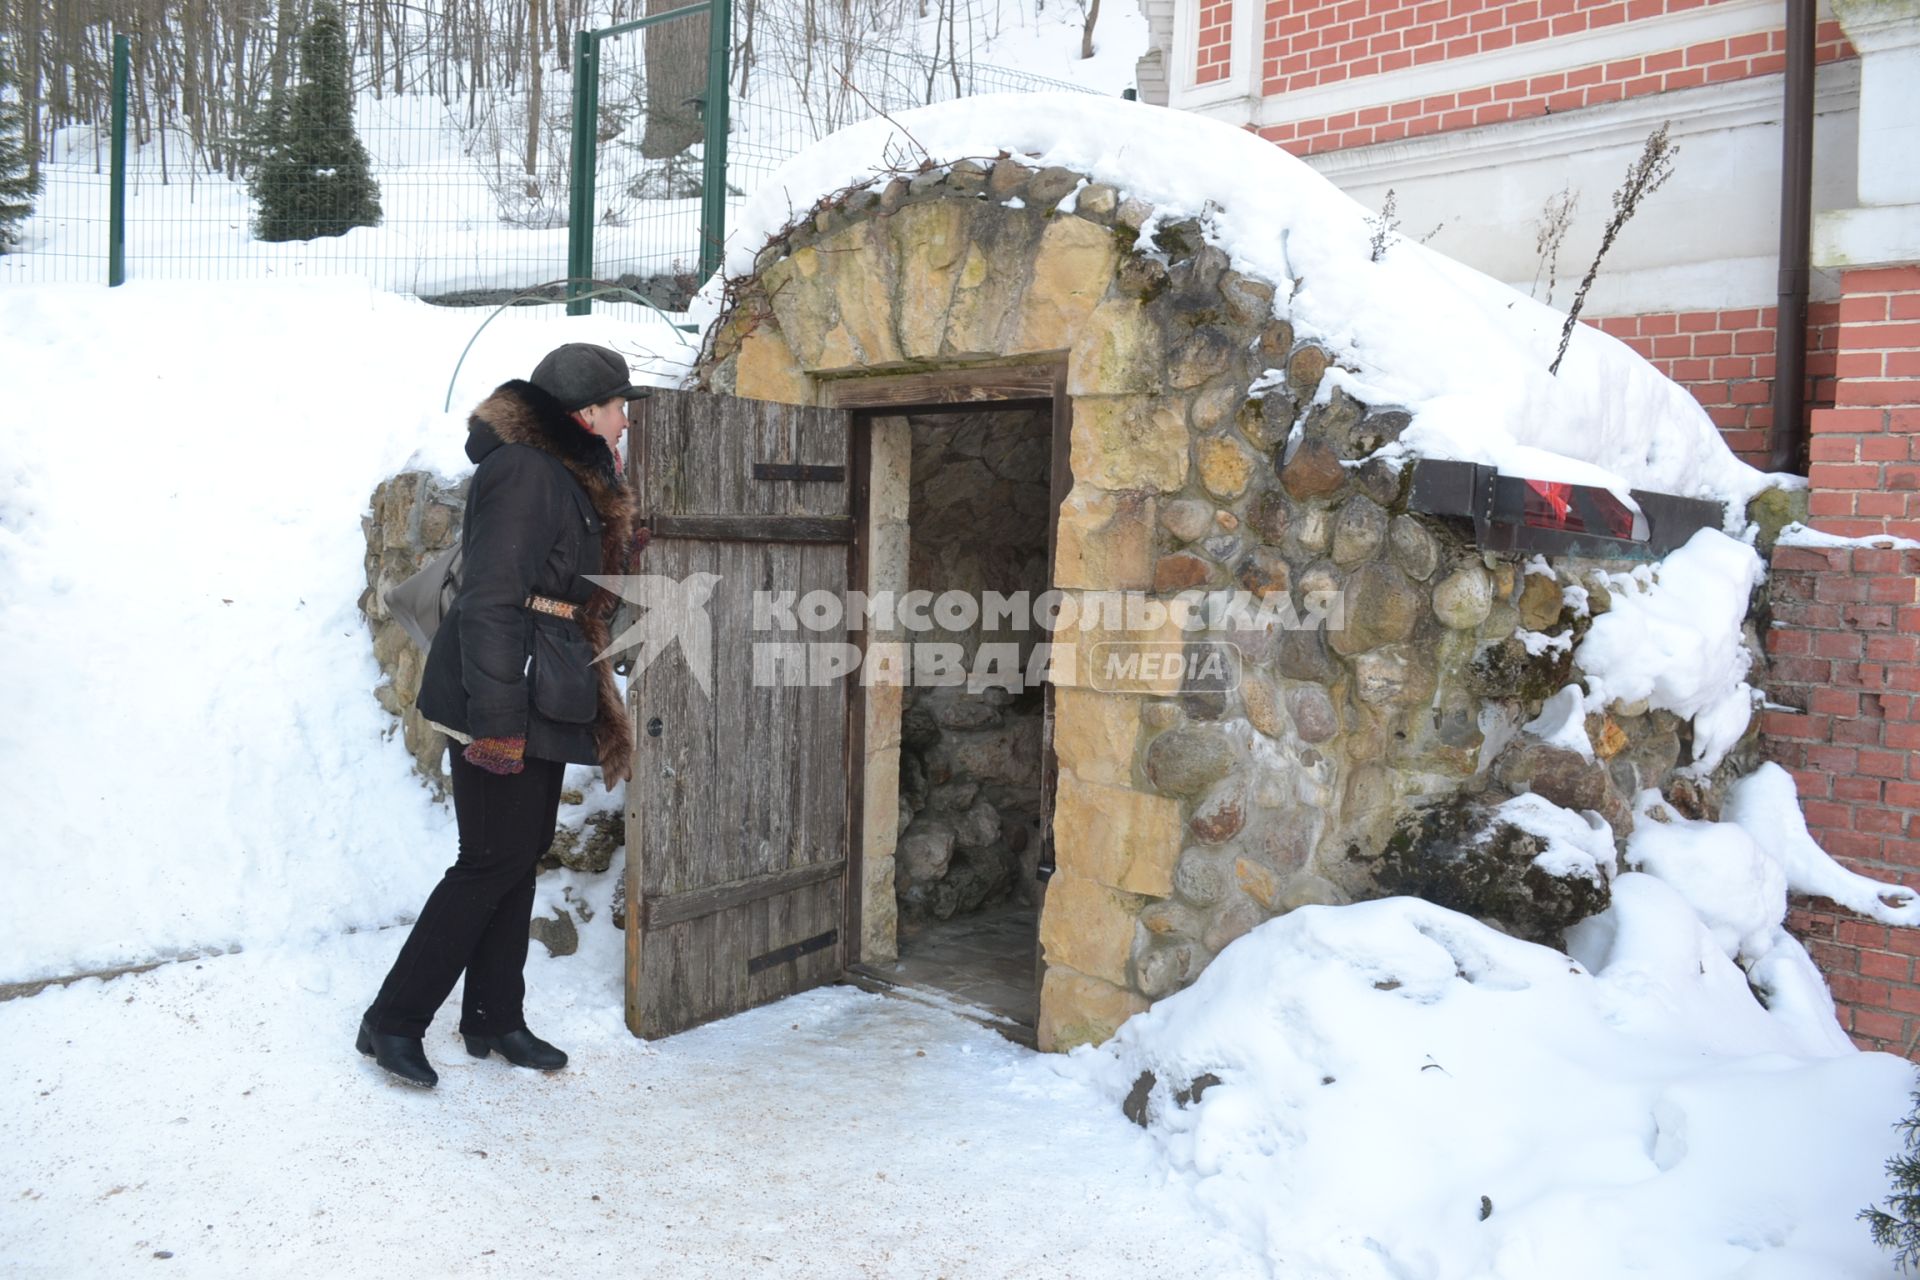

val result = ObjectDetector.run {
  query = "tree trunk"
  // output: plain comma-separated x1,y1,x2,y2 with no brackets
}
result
1081,0,1101,59
637,0,705,160
525,0,543,188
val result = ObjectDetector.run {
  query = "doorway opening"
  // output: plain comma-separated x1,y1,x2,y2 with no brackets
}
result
865,403,1057,1034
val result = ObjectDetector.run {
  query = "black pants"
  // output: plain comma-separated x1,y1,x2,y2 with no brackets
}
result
365,748,567,1039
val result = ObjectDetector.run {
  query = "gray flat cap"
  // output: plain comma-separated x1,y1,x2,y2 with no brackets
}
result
529,343,647,411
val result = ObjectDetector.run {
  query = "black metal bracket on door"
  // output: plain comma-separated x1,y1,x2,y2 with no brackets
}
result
752,462,845,483
747,929,838,975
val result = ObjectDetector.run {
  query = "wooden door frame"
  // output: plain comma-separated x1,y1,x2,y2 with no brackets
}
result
816,358,1073,969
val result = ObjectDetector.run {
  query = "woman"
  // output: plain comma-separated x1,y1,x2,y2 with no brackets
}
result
359,342,641,1089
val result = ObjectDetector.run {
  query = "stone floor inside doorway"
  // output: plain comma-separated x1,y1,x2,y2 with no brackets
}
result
861,901,1040,1041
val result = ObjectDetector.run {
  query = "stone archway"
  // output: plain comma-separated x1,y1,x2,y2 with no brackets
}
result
694,158,1655,1052
698,160,1323,1051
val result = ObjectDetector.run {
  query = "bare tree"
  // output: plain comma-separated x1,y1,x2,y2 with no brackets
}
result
637,0,705,159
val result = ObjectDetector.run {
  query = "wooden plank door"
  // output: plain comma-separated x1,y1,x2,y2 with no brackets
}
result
624,388,855,1039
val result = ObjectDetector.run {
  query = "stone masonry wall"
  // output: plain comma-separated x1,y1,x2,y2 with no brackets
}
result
698,157,1773,1050
895,410,1053,921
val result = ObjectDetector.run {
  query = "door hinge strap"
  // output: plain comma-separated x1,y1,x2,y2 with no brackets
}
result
748,929,838,975
752,462,845,483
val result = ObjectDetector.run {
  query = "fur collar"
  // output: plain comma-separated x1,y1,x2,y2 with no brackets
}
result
470,379,626,512
468,378,638,787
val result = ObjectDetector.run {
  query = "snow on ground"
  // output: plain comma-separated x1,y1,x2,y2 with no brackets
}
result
0,278,694,983
1,102,1915,1276
705,93,1772,511
1080,893,1912,1280
0,875,1257,1279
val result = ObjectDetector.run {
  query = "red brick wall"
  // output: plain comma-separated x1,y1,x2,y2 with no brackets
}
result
1259,21,1854,155
1590,303,1840,468
1805,266,1920,540
1199,0,1235,82
1261,0,1721,97
1764,264,1920,1057
1767,542,1920,1055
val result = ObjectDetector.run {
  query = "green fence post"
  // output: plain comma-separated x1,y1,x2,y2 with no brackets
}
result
109,34,129,287
698,0,731,283
566,30,595,316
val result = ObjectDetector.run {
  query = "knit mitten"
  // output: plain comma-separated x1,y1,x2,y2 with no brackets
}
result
463,736,526,776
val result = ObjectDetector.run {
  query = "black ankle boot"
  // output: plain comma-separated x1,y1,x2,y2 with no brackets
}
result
463,1027,568,1071
356,1016,438,1088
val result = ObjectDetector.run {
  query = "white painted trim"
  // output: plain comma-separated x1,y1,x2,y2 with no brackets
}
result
1816,202,1920,270
1168,0,1263,114
1307,60,1860,186
1253,0,1837,129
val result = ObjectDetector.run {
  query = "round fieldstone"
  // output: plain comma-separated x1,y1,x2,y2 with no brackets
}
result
898,818,956,882
1028,166,1083,208
1287,345,1329,400
1160,498,1213,543
1173,847,1232,907
1076,182,1118,217
1135,942,1192,999
1275,871,1345,911
1289,504,1333,556
1331,496,1388,567
1242,671,1285,739
1277,624,1341,685
1256,320,1296,369
1329,562,1421,655
988,159,1035,197
1189,782,1248,844
1155,552,1215,593
1250,491,1293,542
1389,516,1440,581
1114,196,1155,234
1191,381,1242,433
1433,565,1494,630
1286,685,1340,742
1221,271,1277,328
1354,458,1402,505
1115,253,1169,300
1236,547,1292,598
1145,725,1238,798
1171,328,1236,389
1282,439,1347,499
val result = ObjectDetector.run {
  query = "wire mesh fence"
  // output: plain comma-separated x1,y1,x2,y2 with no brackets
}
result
2,14,1099,309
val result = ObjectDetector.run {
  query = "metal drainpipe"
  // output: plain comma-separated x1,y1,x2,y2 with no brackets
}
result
1768,0,1817,474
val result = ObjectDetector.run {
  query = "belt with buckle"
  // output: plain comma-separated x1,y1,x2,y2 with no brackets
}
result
525,594,580,621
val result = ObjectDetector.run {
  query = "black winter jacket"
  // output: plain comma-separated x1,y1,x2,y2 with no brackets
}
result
416,380,636,784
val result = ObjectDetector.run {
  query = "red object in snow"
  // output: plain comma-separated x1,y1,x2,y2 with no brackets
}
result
1521,479,1636,539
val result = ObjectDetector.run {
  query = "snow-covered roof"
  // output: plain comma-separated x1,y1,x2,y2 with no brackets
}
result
716,93,1774,510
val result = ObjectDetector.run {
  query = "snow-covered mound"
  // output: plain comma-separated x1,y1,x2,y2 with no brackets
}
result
0,279,692,982
1074,891,1913,1279
709,93,1772,509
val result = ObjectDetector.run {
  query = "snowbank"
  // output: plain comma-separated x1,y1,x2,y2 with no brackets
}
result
708,93,1772,509
1075,893,1912,1279
1573,527,1767,774
0,278,694,982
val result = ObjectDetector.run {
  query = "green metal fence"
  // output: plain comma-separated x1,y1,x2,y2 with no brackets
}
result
1,4,1099,308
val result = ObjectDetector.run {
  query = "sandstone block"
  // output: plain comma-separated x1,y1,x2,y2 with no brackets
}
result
1072,397,1189,492
1037,963,1149,1052
1038,871,1144,988
1012,216,1119,354
1054,687,1142,789
1054,770,1183,896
